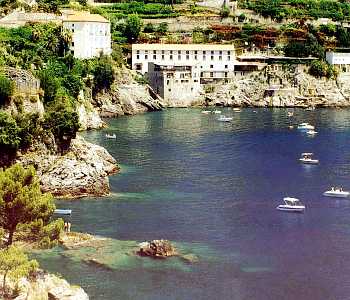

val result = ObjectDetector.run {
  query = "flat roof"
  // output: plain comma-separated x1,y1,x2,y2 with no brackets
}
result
133,44,235,51
63,12,109,23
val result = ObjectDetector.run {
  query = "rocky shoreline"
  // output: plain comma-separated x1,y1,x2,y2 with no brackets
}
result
18,136,119,199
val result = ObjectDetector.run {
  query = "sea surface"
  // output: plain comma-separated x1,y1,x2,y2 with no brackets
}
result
36,108,350,300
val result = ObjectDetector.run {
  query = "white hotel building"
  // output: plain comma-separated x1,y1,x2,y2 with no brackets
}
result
63,12,112,59
132,44,237,83
326,52,350,73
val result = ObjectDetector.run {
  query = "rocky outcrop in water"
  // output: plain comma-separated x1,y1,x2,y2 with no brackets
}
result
14,271,89,300
17,136,119,198
138,240,177,258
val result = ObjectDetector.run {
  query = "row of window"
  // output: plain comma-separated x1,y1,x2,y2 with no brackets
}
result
136,54,231,61
136,50,232,55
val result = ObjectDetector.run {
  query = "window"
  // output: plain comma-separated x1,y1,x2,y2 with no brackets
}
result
137,55,140,59
203,55,206,60
211,51,214,54
153,55,156,59
191,87,193,91
194,79,198,82
170,55,173,60
227,56,230,61
72,29,74,33
195,55,197,60
180,74,185,78
166,80,170,85
228,51,231,55
153,50,156,54
168,88,171,92
170,50,173,54
145,55,148,59
219,56,222,60
225,65,228,69
186,55,189,60
186,50,189,54
145,50,148,54
210,72,213,77
162,50,165,54
137,50,140,54
178,55,181,60
178,50,181,54
194,50,198,54
211,56,214,60
210,65,213,68
203,51,206,54
162,55,165,60
72,42,74,47
219,50,222,54
225,72,228,78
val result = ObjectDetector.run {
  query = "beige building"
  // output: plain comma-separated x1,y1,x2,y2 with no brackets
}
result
326,52,350,72
132,43,237,83
148,62,202,105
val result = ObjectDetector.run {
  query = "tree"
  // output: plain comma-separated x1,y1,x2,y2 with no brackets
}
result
0,246,38,297
124,14,142,43
0,112,21,166
0,164,55,246
38,69,60,103
92,56,114,93
220,5,230,18
143,23,155,33
156,23,168,34
0,75,14,106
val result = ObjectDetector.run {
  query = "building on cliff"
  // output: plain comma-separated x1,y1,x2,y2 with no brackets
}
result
147,62,202,104
326,51,350,73
132,44,237,83
62,11,112,59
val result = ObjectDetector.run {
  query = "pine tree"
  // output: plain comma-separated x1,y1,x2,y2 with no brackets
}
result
0,164,55,246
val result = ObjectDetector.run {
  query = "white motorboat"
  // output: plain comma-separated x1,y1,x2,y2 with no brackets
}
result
277,197,305,213
299,152,319,164
201,110,211,114
323,188,350,198
287,111,294,117
233,108,241,112
289,125,294,129
306,130,318,136
106,133,116,139
213,110,222,114
306,106,315,111
54,209,72,215
297,123,315,130
218,116,233,122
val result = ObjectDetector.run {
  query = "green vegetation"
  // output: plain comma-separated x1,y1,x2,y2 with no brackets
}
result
0,164,55,246
0,246,38,298
0,75,14,106
37,0,69,12
309,60,336,78
238,0,350,21
220,5,230,18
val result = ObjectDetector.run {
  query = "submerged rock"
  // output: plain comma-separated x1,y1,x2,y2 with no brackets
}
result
18,136,119,199
137,239,177,258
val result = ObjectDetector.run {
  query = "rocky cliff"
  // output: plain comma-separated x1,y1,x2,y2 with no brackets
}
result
203,69,350,108
17,136,119,199
13,271,88,300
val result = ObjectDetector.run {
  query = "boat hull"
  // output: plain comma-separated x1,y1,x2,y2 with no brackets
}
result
276,205,305,213
299,159,319,164
54,209,72,215
323,191,349,198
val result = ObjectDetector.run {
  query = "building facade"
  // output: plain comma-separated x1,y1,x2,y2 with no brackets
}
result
132,44,236,83
148,62,202,104
326,52,350,72
63,12,112,59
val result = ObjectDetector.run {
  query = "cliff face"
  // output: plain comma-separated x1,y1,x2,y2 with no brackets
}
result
17,136,119,199
203,69,350,107
13,271,88,300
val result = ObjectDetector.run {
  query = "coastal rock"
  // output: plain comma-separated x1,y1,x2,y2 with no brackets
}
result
138,239,177,258
14,271,89,300
17,136,119,198
77,102,106,131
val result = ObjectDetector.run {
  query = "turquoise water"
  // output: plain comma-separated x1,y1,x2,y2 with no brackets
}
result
36,108,350,299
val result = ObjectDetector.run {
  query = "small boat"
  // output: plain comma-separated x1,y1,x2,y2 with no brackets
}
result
306,106,315,111
218,116,233,122
106,133,116,139
289,125,294,129
323,188,349,198
287,111,294,117
201,110,211,114
213,110,222,114
233,108,241,112
54,209,72,215
277,197,305,213
306,130,317,136
299,152,319,164
297,123,315,130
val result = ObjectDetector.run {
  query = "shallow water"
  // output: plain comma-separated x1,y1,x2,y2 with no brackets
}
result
36,108,350,300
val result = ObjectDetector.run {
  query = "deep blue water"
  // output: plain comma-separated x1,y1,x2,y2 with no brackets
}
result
38,108,350,300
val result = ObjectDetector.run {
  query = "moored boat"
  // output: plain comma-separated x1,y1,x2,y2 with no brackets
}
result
106,133,116,139
299,153,319,164
54,209,72,215
297,123,315,130
277,197,305,213
218,116,233,122
323,188,349,198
